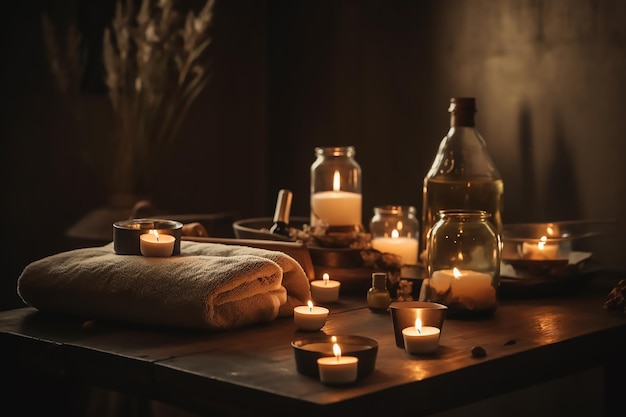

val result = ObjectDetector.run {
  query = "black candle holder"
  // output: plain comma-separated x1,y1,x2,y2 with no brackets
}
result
113,218,183,255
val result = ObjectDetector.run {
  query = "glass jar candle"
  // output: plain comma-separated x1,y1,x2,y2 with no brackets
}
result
369,205,419,266
421,209,501,318
310,146,362,228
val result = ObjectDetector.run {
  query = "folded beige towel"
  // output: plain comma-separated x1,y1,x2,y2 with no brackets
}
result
17,241,312,330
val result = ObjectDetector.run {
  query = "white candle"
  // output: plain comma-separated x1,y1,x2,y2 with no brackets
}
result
402,318,440,354
430,268,496,310
371,231,419,265
139,230,175,257
310,273,341,303
522,236,559,260
311,191,362,226
293,300,329,331
317,343,358,385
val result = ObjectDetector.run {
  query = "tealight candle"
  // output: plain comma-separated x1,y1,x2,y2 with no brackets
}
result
317,343,358,385
139,230,175,257
430,267,496,310
310,273,341,303
522,236,559,260
371,230,419,265
294,301,329,331
402,317,441,354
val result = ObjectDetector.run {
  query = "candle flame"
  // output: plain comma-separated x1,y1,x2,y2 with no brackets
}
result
333,343,342,361
307,300,313,311
452,267,462,278
415,317,422,334
391,229,399,239
323,272,330,285
538,235,548,250
150,229,160,242
332,170,341,191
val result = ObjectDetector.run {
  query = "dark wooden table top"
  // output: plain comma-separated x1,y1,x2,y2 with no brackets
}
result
1,272,625,417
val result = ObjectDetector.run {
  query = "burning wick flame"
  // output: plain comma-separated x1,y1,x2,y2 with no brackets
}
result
333,343,342,362
307,300,313,312
538,235,548,250
333,170,341,191
452,267,462,278
323,273,330,286
150,229,160,242
415,317,423,334
391,229,399,238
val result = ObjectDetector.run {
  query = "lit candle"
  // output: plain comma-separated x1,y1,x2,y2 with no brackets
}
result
430,268,496,310
317,343,358,385
310,273,341,303
139,230,175,257
311,171,362,226
402,317,441,354
371,229,419,265
522,236,559,260
293,300,329,331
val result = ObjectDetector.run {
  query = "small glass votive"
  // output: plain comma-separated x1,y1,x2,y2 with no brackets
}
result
369,205,420,266
390,301,447,348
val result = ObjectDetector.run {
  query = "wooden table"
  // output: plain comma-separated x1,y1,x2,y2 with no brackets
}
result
1,272,625,417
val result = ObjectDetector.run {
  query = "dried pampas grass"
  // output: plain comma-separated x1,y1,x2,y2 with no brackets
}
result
43,0,215,195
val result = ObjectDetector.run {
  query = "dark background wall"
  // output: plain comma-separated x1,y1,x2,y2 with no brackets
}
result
2,0,625,310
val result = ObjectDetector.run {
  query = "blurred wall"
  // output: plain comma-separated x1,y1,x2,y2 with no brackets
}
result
2,0,625,310
266,0,625,270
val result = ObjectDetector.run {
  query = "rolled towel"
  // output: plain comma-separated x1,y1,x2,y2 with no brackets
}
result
17,241,312,330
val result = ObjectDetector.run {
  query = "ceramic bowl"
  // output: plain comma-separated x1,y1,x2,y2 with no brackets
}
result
291,334,378,378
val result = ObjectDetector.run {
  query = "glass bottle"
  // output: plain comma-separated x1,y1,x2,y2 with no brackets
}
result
310,146,362,228
367,272,391,313
270,189,293,237
421,97,503,254
369,205,420,266
421,209,501,318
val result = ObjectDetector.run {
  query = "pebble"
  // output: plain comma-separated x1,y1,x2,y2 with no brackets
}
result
471,345,487,358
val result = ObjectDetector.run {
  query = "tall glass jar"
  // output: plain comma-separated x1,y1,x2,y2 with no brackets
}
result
369,205,419,266
421,209,501,318
421,97,503,255
310,146,362,228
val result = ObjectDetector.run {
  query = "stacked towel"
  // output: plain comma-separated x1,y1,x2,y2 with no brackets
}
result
17,241,312,330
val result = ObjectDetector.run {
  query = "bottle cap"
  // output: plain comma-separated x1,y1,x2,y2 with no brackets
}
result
449,97,476,113
372,272,387,289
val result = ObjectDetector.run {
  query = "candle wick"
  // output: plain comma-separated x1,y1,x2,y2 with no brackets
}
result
417,328,421,334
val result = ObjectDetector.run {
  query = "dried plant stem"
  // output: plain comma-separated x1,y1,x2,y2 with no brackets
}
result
43,0,215,196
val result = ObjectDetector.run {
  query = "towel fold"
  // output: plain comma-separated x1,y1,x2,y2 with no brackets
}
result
17,241,312,330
